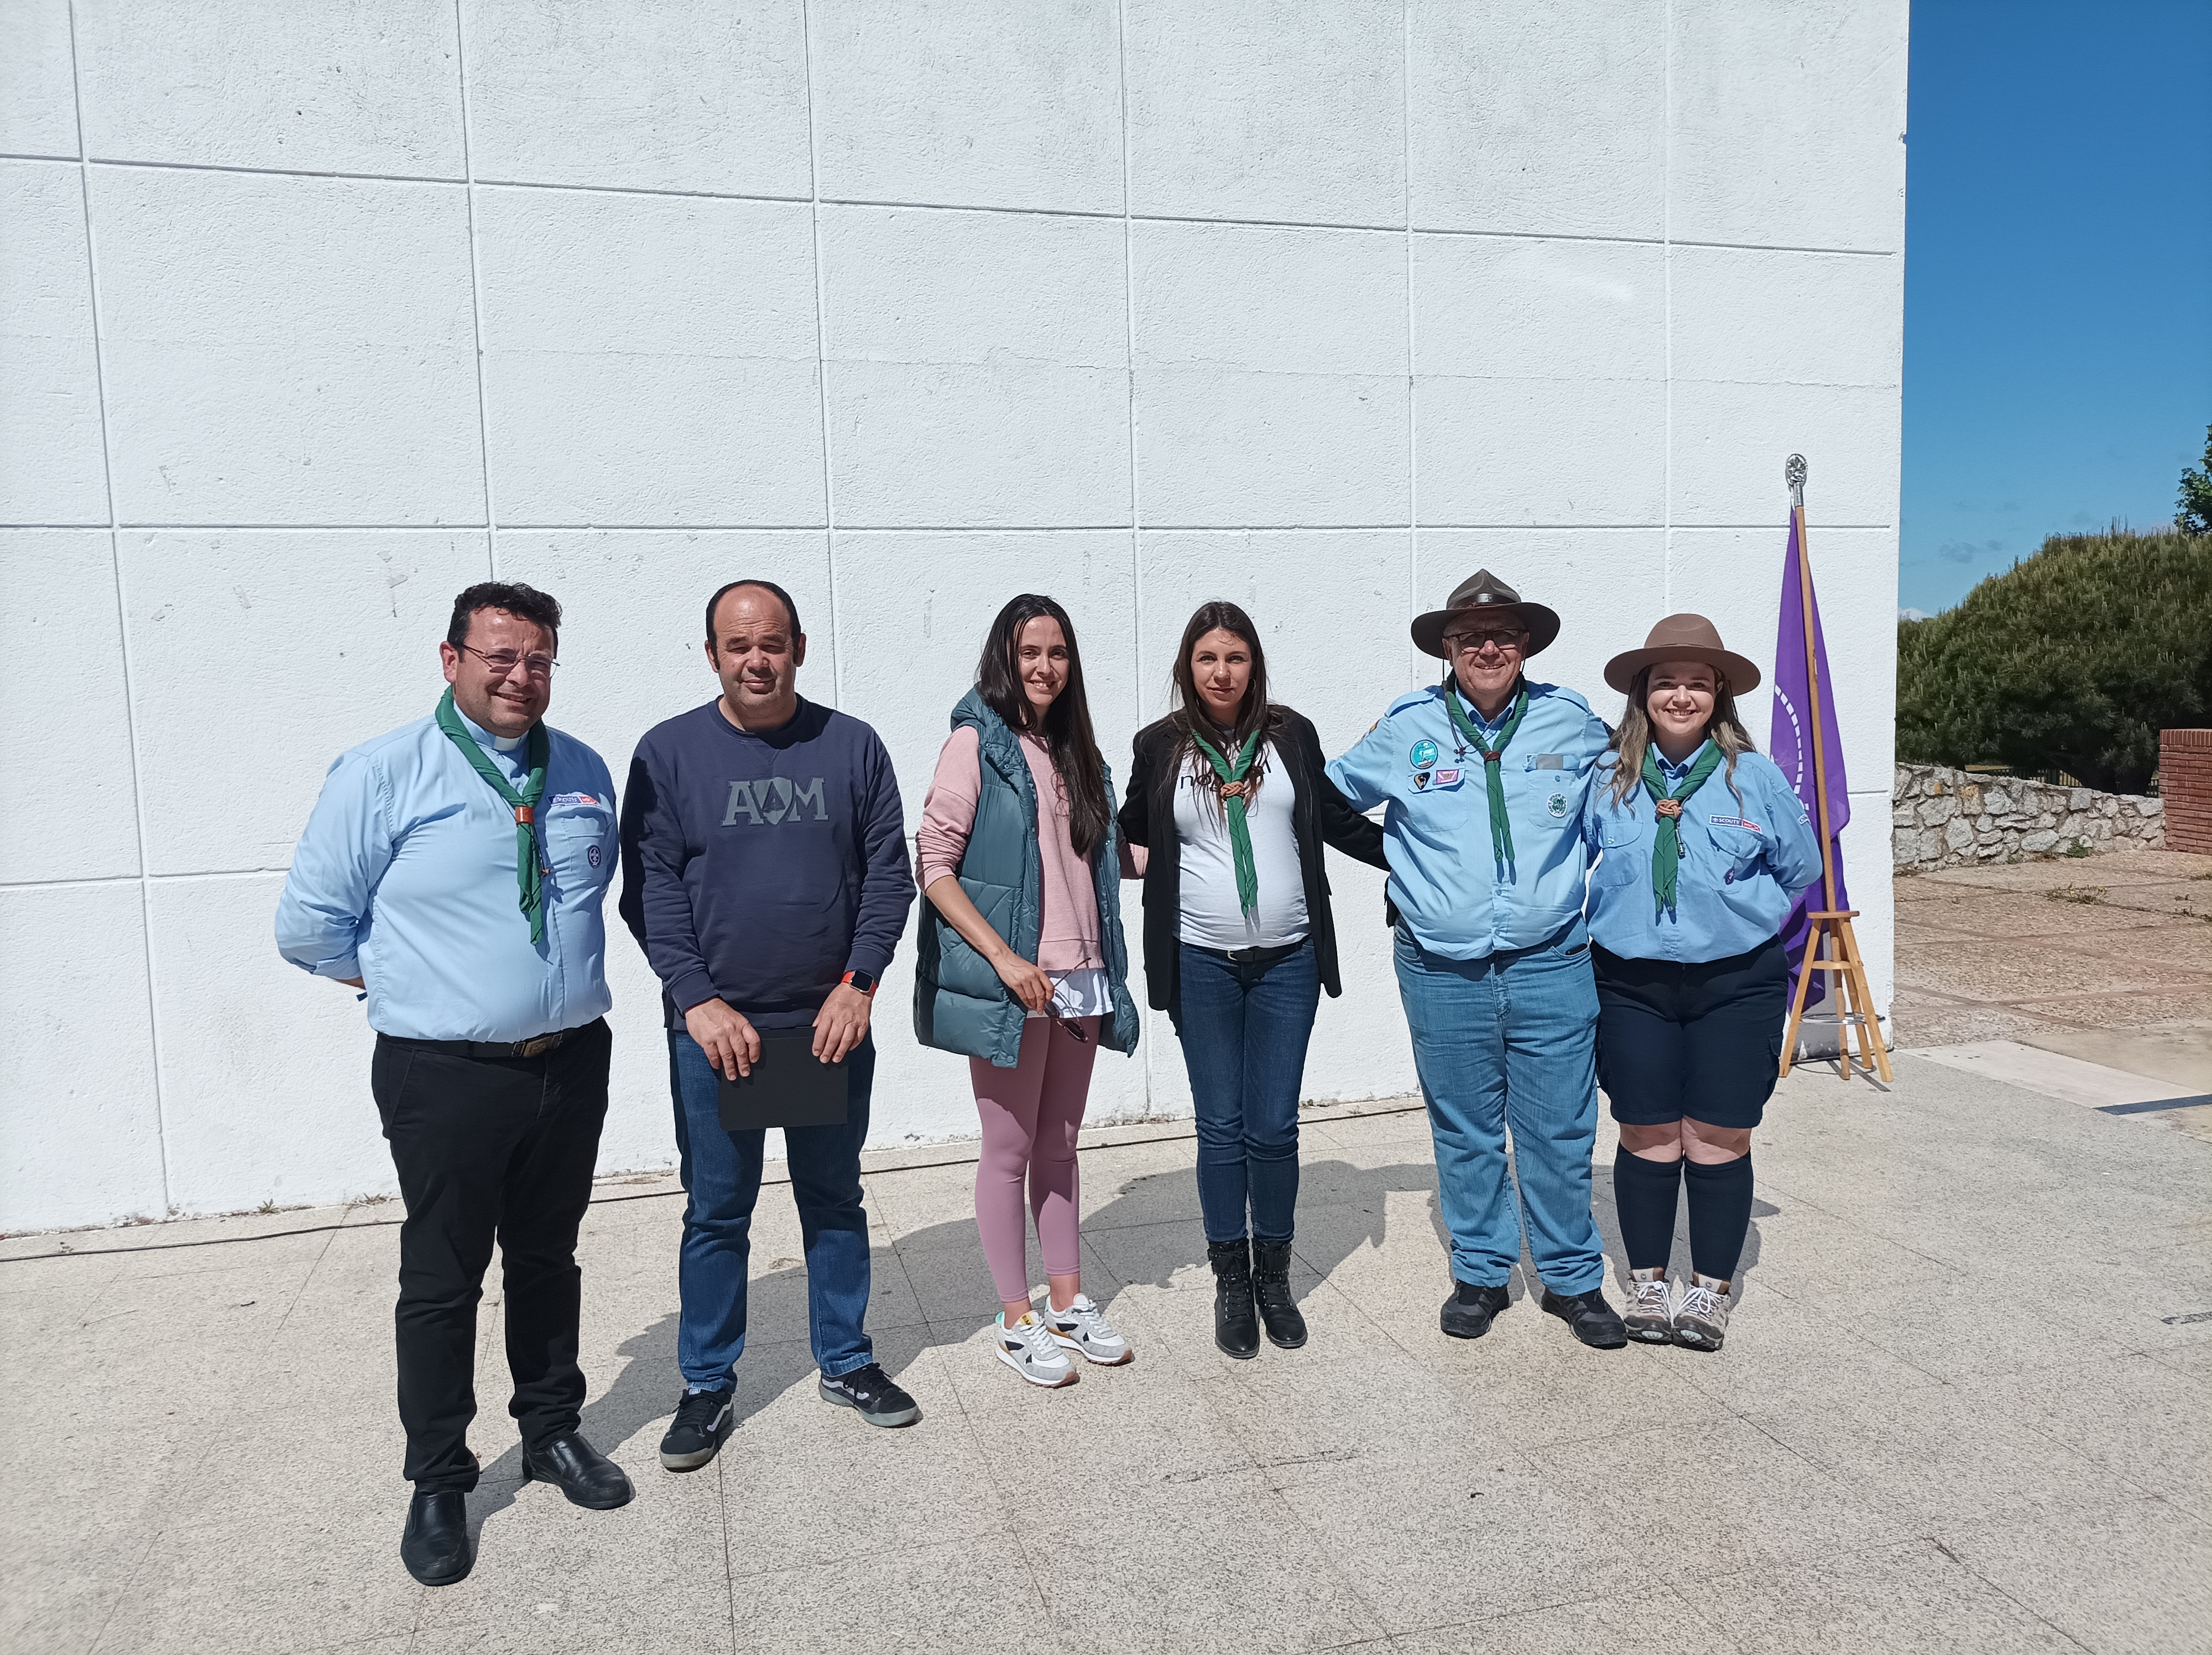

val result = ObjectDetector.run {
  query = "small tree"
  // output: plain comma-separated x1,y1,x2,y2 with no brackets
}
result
2181,423,2212,535
1896,529,2212,793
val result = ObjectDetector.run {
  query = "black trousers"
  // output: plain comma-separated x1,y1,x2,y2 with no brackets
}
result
371,1018,611,1493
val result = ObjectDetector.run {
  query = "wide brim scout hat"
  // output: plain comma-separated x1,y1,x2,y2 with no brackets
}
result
1603,612,1762,694
1409,569,1561,660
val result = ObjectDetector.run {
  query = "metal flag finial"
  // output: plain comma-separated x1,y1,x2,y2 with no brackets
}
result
1785,453,1807,507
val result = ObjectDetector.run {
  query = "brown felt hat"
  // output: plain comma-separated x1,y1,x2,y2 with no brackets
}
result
1603,613,1762,694
1409,568,1561,660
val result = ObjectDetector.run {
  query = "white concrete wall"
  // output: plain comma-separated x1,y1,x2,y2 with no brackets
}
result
0,0,1908,1231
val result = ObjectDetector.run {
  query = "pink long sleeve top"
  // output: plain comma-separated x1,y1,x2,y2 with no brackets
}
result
915,725,1103,973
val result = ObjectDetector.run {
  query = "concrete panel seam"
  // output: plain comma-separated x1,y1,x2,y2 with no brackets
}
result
65,0,170,1212
1663,0,1674,612
1114,0,1150,1112
77,154,465,190
1401,0,1417,608
799,0,842,706
451,0,496,577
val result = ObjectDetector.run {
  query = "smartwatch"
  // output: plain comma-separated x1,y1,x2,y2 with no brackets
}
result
841,968,878,997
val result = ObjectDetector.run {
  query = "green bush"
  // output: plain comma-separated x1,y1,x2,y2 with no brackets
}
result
1896,529,2212,793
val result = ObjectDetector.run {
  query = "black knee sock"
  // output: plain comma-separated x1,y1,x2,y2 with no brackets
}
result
1683,1154,1753,1283
1611,1152,1683,1273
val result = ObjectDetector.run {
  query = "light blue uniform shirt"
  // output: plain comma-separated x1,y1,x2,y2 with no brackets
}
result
275,705,618,1041
1582,743,1824,963
1327,679,1612,961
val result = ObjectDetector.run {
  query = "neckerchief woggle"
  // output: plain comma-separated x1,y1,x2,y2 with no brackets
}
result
434,687,551,943
1443,680,1528,873
1639,741,1726,918
1188,725,1261,914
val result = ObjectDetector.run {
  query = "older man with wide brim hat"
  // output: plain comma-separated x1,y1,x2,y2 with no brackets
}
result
1328,568,1627,1350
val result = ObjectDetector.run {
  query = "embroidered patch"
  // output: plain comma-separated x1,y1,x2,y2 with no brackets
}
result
1413,770,1431,790
1432,768,1462,786
1709,815,1762,833
1547,792,1568,818
1723,870,1736,884
1409,738,1439,770
551,792,602,806
587,843,603,867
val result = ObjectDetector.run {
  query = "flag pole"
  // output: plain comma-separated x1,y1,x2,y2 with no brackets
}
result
1788,454,1840,917
1777,454,1892,1082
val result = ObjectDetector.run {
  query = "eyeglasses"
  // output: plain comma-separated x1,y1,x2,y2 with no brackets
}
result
1442,629,1527,654
1047,973,1092,1043
462,645,560,680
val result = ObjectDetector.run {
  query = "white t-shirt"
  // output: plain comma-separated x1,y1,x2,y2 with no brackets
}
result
1173,742,1308,951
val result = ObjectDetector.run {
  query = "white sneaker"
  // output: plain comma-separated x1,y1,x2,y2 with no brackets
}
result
1672,1274,1732,1351
994,1311,1077,1387
1623,1269,1675,1344
1040,1293,1133,1366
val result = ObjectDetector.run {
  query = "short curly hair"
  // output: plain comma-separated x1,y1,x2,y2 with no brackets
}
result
448,581,561,652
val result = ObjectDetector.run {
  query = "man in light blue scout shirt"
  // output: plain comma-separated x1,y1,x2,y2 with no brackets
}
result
1328,570,1627,1350
276,582,629,1589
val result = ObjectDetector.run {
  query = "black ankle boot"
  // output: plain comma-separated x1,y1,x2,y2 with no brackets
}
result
1208,1239,1259,1360
1250,1240,1308,1349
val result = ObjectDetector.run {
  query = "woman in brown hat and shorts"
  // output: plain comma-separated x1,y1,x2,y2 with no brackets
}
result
1582,616,1822,1351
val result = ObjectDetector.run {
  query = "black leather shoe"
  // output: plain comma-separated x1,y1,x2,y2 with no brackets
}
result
1251,1240,1308,1349
1541,1287,1629,1349
521,1430,635,1510
1208,1239,1260,1360
1439,1279,1511,1340
400,1490,474,1586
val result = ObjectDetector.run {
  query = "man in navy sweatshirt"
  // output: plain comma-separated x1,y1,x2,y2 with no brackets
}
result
620,578,920,1466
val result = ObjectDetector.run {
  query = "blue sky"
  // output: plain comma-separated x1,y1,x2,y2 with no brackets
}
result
1900,0,2212,617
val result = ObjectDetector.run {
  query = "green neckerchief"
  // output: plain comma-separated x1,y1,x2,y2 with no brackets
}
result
434,686,551,943
1188,724,1261,914
1443,680,1529,873
1639,741,1726,918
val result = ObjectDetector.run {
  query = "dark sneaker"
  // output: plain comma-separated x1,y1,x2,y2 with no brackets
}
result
658,1386,734,1471
818,1362,920,1427
1439,1279,1511,1340
1541,1287,1628,1349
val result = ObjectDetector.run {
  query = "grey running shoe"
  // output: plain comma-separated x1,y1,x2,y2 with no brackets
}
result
1623,1270,1676,1344
1041,1293,1133,1365
994,1311,1077,1387
1673,1275,1732,1351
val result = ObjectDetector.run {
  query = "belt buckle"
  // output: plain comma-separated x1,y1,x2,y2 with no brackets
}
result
516,1034,555,1058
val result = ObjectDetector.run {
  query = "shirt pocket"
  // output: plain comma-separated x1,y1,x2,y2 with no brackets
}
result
542,805,613,889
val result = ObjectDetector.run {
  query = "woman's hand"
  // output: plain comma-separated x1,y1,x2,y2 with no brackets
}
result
926,873,1053,1011
993,953,1053,1012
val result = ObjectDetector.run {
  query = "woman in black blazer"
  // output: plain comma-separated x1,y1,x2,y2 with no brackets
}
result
1119,601,1387,1359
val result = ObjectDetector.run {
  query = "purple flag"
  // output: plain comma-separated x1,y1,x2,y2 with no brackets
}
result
1768,511,1848,1009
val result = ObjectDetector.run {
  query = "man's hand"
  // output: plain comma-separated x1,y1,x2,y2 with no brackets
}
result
812,983,872,1064
685,997,761,1080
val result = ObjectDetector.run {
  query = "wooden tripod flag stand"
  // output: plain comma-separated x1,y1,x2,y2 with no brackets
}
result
1776,455,1893,1083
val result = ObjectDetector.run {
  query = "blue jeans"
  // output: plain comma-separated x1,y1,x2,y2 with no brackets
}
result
1172,939,1321,1245
668,1029,875,1386
1393,919,1605,1295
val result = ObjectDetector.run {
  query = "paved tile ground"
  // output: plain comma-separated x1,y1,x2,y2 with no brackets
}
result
1892,847,2212,1049
5,1048,2209,1654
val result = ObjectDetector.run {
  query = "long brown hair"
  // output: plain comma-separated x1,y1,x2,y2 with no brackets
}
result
1608,664,1755,810
975,594,1111,858
1168,601,1278,811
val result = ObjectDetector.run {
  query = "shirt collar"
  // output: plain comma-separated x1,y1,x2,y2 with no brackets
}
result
1656,740,1710,783
453,704,530,754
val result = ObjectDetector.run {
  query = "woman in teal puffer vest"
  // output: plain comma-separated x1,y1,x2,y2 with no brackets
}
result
914,595,1140,1389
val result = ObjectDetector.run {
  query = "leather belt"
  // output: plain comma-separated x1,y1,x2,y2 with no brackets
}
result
1193,938,1306,967
384,1024,587,1060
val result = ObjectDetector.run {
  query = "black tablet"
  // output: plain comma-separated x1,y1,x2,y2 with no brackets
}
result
716,1027,851,1131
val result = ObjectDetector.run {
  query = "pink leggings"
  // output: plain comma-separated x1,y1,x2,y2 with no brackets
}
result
972,1017,1100,1303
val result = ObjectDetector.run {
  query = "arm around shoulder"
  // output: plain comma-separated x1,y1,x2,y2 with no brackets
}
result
1293,714,1386,870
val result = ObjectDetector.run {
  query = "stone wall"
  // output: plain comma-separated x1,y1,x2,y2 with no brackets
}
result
1892,763,2164,870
